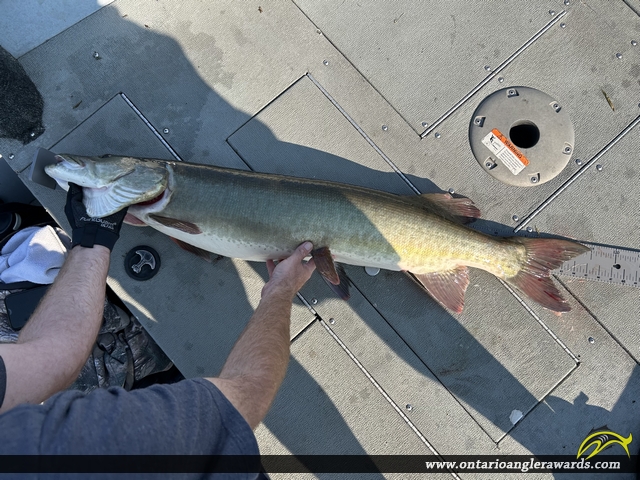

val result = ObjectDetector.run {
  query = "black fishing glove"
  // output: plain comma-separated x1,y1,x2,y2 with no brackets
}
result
65,183,128,251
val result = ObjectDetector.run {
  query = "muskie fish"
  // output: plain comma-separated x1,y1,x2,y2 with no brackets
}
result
45,154,589,313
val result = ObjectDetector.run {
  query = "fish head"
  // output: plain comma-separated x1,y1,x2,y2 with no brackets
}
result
45,154,169,217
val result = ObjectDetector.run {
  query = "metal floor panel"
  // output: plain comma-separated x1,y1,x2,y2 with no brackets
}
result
2,0,639,477
256,321,454,480
520,127,640,363
0,0,115,57
293,0,560,134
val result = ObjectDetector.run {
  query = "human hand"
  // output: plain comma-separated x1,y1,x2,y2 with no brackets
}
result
64,182,128,251
262,242,316,300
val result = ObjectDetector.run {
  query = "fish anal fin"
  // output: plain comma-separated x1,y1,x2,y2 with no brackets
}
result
410,266,469,314
149,214,202,235
311,247,340,285
170,237,213,262
404,193,481,224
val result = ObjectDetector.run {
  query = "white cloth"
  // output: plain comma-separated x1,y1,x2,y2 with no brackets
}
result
0,226,70,284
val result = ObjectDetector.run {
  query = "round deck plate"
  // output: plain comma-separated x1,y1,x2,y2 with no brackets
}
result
125,245,161,281
469,87,574,187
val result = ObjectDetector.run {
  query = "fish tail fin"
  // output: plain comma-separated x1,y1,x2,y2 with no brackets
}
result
505,237,590,312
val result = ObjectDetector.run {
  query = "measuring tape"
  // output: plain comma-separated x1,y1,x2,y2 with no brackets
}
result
554,244,640,288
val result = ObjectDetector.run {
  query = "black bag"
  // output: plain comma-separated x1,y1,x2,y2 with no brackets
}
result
0,283,174,392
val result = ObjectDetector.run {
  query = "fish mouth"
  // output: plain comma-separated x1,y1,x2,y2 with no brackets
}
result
53,154,86,171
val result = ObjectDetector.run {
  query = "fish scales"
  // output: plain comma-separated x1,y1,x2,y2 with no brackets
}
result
158,162,512,274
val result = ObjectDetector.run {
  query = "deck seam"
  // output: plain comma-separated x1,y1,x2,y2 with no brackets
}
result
555,277,640,366
340,276,506,443
119,92,183,162
515,114,640,232
306,73,421,195
420,10,568,138
318,318,462,479
495,362,580,444
498,278,581,365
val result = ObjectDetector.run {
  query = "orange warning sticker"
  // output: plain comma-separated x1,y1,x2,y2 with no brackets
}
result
481,128,530,175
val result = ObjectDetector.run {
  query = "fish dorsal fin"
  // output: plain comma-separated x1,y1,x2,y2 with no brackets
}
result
311,247,351,300
402,193,481,224
409,266,469,314
148,214,202,234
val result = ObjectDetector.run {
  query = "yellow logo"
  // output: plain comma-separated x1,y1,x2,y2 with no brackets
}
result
577,426,633,459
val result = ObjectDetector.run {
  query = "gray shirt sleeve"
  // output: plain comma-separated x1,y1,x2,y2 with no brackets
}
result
0,377,259,456
0,355,5,410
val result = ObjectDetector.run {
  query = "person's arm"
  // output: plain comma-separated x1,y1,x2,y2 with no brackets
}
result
0,245,109,413
207,241,316,429
0,183,127,414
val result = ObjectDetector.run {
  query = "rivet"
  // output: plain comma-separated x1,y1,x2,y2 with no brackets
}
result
163,128,169,134
588,337,595,344
575,158,583,166
8,153,15,159
323,59,329,66
564,0,570,5
563,146,572,154
382,125,388,131
484,65,491,72
616,53,623,60
421,121,428,128
560,23,566,28
549,9,556,15
595,164,603,172
311,298,318,305
329,318,335,324
530,176,538,184
498,77,504,83
93,51,100,59
632,40,638,46
316,29,322,35
406,404,413,411
448,188,455,194
512,215,519,222
526,226,533,233
29,132,35,138
485,161,492,167
434,132,441,139
365,266,380,276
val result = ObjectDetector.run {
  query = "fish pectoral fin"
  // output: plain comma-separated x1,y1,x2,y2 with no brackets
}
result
311,247,340,285
409,266,469,314
169,237,214,262
311,247,351,300
404,193,481,224
148,214,202,235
